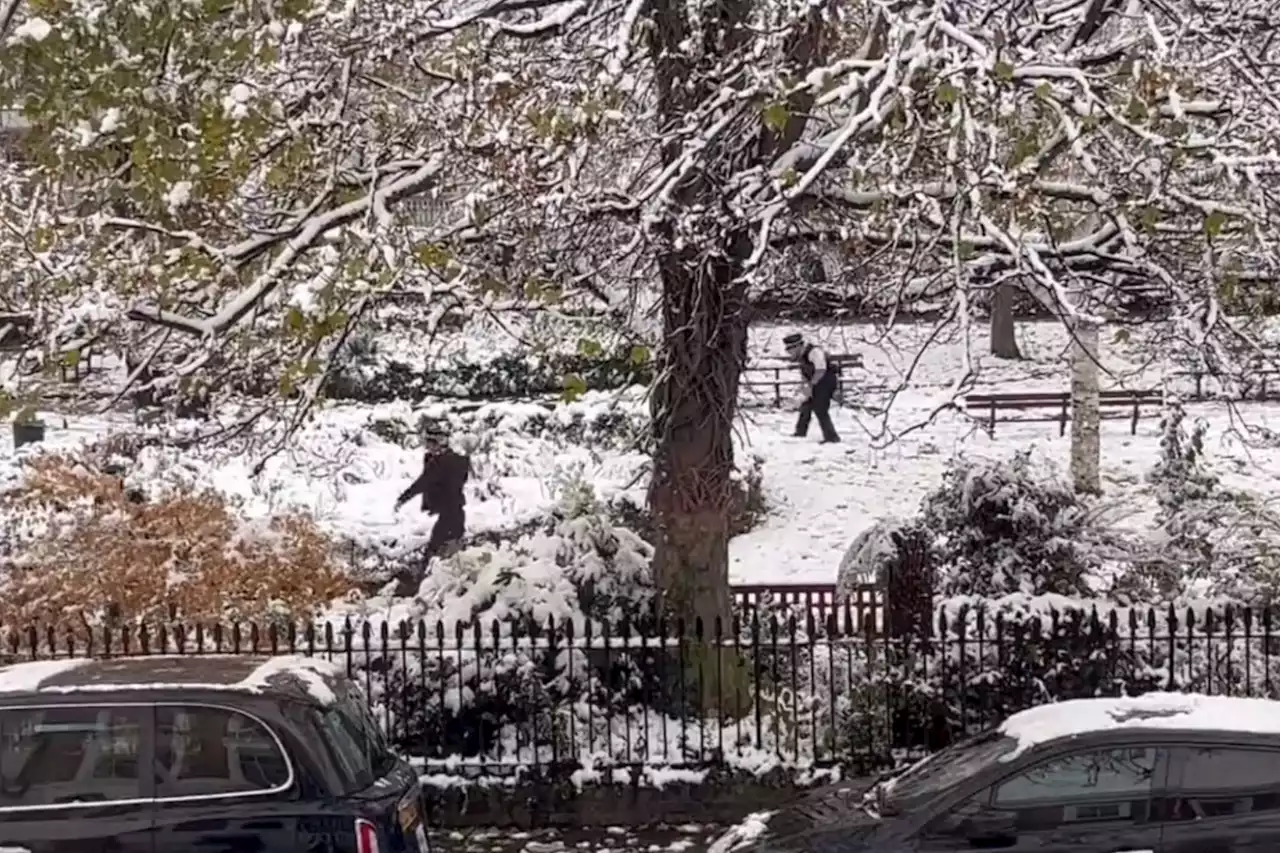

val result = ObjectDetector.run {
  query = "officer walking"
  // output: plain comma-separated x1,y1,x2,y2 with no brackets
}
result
783,332,840,443
392,422,472,595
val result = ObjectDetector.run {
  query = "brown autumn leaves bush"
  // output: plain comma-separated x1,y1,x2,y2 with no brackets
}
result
0,453,353,628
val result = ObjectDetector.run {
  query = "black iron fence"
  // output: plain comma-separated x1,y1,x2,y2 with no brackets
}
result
3,600,1277,778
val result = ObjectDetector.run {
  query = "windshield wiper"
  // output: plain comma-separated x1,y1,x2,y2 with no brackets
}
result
859,785,882,820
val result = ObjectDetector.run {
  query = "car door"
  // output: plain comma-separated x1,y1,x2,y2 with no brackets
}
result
1158,742,1280,853
915,743,1170,853
149,704,296,853
0,703,155,853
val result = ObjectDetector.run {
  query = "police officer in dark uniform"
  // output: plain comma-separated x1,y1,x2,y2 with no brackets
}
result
783,332,840,443
392,422,471,595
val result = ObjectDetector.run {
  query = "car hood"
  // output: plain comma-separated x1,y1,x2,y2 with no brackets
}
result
710,776,884,852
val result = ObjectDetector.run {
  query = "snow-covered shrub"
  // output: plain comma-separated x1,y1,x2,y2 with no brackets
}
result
1138,399,1280,602
365,393,648,452
923,450,1101,598
324,346,655,404
360,469,659,762
0,453,349,627
461,394,650,451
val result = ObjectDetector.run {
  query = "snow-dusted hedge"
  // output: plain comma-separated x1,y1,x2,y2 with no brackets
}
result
326,347,654,404
753,593,1279,766
366,391,650,452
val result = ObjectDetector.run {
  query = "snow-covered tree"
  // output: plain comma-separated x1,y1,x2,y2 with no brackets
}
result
4,0,1280,631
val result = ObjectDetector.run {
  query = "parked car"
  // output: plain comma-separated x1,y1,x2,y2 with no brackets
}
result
0,654,431,853
711,691,1280,853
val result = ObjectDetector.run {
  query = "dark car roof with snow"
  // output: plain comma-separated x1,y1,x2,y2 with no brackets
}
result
993,692,1280,753
0,655,344,705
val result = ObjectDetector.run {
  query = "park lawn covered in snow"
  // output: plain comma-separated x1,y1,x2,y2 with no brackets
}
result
4,317,1280,597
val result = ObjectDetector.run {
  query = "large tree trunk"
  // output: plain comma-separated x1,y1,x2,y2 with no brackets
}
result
990,281,1023,359
1069,317,1102,494
647,246,748,636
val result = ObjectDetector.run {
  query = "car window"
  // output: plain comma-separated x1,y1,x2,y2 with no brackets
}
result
314,695,396,793
885,729,1018,809
1159,746,1280,820
0,705,146,808
155,706,290,798
995,746,1158,806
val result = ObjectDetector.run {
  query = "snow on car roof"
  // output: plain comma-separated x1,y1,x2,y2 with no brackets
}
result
1000,692,1280,758
0,659,89,693
0,655,343,705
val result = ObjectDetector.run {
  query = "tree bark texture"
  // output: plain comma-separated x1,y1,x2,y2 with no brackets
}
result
989,280,1023,359
1069,318,1102,494
642,0,828,634
648,249,749,635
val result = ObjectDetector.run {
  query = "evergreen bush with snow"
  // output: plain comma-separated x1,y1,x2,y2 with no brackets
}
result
1140,397,1280,602
326,345,655,404
923,450,1100,598
354,468,663,763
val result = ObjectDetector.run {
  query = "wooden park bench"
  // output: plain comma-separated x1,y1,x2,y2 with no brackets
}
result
742,353,865,407
965,388,1163,436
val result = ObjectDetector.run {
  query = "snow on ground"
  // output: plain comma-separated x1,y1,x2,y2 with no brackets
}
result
730,398,1280,584
432,824,723,853
6,318,1280,588
0,396,651,570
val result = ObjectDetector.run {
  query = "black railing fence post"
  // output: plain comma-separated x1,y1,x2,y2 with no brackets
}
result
751,610,762,752
677,618,689,761
14,596,1280,779
619,615,633,765
1223,606,1236,695
1243,608,1255,696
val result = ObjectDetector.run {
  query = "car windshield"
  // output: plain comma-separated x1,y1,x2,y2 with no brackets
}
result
882,729,1017,811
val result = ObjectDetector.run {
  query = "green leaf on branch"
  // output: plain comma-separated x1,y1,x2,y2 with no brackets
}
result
562,373,587,402
629,344,650,366
285,307,307,333
576,337,602,358
993,61,1015,82
1139,206,1162,233
1219,272,1238,302
414,243,452,270
1124,97,1150,123
1205,210,1228,238
761,102,789,133
935,81,959,105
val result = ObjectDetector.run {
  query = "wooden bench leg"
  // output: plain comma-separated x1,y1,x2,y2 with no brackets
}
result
1059,400,1068,437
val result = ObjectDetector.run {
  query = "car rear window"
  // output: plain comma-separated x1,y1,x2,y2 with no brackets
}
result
155,706,290,798
314,696,397,793
0,705,146,808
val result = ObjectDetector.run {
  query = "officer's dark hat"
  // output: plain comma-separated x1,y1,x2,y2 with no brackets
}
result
783,333,805,350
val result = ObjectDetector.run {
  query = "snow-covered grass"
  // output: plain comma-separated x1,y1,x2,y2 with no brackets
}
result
7,319,1280,592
